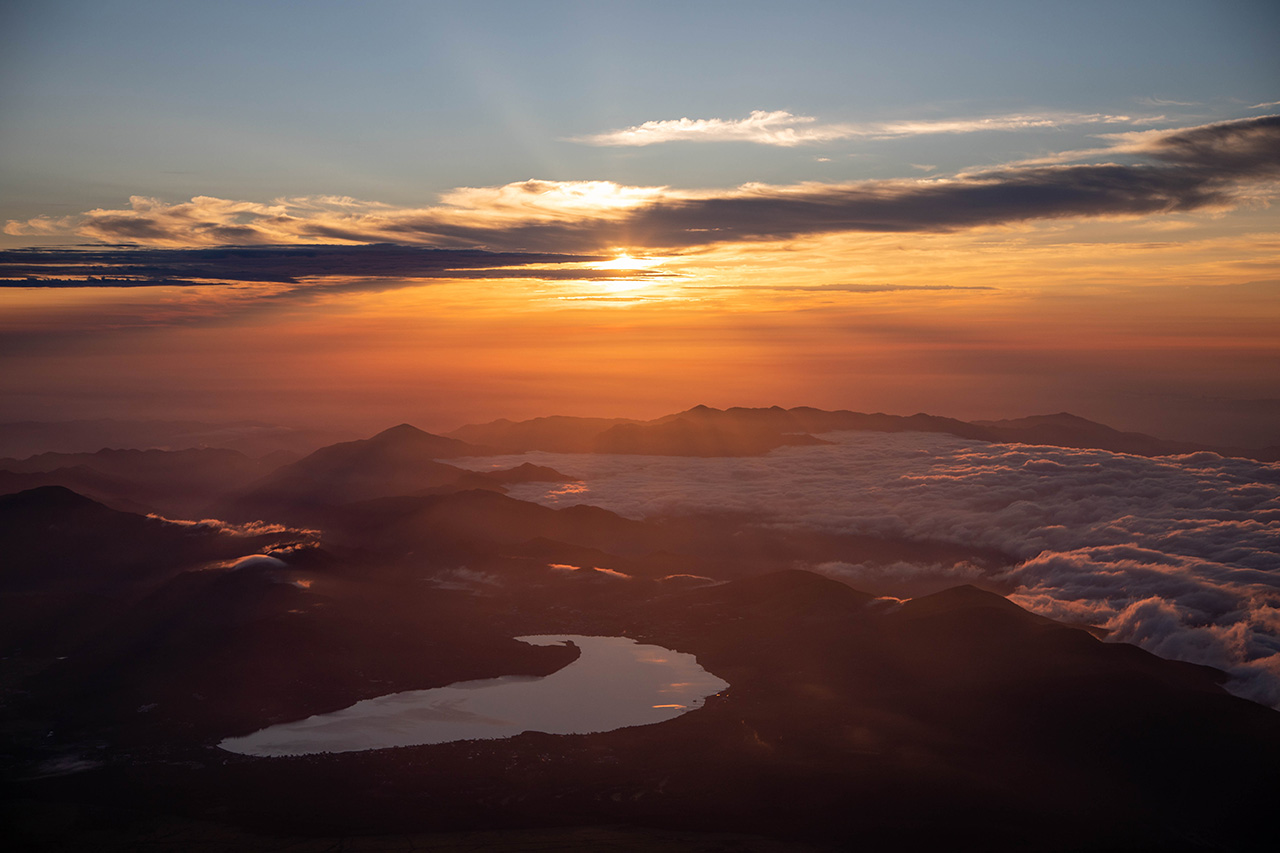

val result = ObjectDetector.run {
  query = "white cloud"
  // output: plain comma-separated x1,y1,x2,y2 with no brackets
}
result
453,434,1280,708
573,110,1136,147
573,110,835,147
214,554,288,572
148,513,317,539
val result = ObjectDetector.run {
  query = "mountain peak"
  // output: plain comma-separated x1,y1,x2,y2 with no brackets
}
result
370,423,431,441
0,484,105,514
899,584,1042,621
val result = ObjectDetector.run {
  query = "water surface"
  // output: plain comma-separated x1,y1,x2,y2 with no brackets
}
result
219,635,728,756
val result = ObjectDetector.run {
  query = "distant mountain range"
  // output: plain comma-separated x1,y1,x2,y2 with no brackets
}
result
0,446,288,517
449,404,1280,460
4,407,1274,527
0,417,355,459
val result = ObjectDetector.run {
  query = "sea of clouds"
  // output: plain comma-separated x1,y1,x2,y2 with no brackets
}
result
455,433,1280,708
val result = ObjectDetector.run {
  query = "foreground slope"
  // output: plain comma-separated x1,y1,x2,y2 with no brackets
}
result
6,557,1278,851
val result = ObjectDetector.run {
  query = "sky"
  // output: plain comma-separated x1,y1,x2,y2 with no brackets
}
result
1,0,1278,443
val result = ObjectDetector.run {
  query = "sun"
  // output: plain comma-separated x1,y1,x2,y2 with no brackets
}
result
593,252,666,271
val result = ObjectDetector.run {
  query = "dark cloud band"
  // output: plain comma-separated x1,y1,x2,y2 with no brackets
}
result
0,244,615,288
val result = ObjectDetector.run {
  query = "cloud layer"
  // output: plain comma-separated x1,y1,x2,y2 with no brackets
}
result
454,434,1280,708
6,116,1277,254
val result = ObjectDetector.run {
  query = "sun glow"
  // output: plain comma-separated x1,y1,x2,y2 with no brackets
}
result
598,278,653,294
585,253,669,295
594,252,666,271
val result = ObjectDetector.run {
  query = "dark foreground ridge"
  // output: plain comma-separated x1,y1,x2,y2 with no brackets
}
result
2,402,1278,851
5,560,1278,851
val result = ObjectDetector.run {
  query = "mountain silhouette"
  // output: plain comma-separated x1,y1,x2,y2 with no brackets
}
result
0,446,283,517
0,485,304,656
450,404,1277,460
0,486,284,591
217,424,494,522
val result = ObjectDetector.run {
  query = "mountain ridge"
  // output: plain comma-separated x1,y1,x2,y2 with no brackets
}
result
448,404,1279,461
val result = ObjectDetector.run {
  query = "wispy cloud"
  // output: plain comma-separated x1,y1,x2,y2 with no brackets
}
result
692,283,996,294
572,110,842,147
572,109,1135,147
6,116,1277,256
1138,96,1199,107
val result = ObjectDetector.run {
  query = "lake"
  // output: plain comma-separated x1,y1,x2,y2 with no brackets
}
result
218,635,729,757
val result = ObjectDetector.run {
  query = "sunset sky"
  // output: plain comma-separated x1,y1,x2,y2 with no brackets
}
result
2,0,1278,444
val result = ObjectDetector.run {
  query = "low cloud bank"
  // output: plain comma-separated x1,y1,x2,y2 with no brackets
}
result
148,513,319,541
457,434,1280,707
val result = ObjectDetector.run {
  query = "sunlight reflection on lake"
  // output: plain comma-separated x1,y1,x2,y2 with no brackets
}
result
218,635,728,757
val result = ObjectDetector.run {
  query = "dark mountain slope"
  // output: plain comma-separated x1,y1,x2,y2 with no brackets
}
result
24,560,578,743
975,411,1207,456
622,572,1280,851
320,489,653,562
32,571,1274,851
0,465,161,515
0,486,309,658
216,424,497,523
447,415,640,452
313,489,1013,593
0,447,283,517
0,486,289,592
